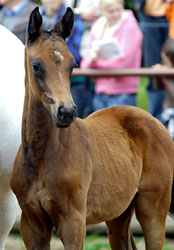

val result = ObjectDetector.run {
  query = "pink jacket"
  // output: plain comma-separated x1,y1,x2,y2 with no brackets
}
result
81,10,143,95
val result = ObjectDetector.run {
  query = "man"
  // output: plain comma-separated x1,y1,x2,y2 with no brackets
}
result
133,0,169,120
0,0,37,43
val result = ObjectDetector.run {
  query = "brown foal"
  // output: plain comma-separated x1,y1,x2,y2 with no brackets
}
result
11,7,174,250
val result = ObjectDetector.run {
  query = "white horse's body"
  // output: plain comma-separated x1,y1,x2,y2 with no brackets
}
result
0,25,24,250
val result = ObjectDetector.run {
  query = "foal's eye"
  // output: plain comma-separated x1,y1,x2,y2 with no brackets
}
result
31,63,40,73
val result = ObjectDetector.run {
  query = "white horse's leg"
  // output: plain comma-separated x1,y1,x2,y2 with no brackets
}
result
0,191,18,250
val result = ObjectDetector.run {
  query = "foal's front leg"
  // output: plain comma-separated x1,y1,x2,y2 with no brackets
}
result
56,211,86,250
20,212,53,250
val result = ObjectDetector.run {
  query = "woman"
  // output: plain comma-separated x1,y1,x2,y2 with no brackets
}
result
81,0,143,111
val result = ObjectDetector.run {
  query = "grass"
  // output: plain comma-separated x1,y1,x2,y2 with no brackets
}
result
85,234,110,250
85,234,174,250
7,231,174,250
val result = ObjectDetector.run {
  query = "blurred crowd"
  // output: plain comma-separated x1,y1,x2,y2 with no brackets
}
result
1,0,174,134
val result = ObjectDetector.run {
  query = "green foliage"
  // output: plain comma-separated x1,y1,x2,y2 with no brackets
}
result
33,0,41,5
124,0,134,10
137,77,149,111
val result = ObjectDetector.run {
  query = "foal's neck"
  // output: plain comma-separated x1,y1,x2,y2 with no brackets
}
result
22,84,55,165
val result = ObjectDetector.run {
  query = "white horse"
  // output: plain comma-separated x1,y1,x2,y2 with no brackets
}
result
0,25,24,250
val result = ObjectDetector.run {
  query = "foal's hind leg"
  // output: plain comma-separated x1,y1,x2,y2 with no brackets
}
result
105,202,137,250
135,188,170,250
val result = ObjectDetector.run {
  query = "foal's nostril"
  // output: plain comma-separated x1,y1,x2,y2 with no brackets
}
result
57,105,77,124
57,106,65,121
58,106,64,115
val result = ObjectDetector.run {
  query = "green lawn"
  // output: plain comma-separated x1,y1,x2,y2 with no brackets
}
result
85,234,174,250
8,231,174,249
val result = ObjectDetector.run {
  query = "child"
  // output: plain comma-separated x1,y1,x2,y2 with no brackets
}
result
81,0,143,111
152,38,174,139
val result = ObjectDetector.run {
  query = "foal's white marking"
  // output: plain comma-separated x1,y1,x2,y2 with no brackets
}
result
54,50,64,83
54,50,64,61
58,72,63,83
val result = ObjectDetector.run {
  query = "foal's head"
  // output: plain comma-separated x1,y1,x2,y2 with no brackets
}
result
26,7,77,128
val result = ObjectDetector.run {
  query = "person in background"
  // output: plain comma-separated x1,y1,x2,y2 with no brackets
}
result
65,0,100,117
152,38,174,139
81,0,143,111
65,0,99,57
133,0,169,120
0,0,37,43
40,0,83,66
40,0,89,118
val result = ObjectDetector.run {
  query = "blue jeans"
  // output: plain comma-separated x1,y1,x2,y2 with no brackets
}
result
138,14,168,118
148,87,165,120
71,81,94,118
93,93,136,111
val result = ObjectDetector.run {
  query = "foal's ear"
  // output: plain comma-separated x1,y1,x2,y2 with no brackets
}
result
53,7,74,40
28,7,42,43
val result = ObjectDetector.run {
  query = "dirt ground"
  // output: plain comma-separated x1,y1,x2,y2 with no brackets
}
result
5,234,174,250
5,235,64,250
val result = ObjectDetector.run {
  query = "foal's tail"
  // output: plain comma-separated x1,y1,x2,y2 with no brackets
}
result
169,178,174,218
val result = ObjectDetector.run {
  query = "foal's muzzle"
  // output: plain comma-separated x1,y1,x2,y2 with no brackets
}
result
55,105,77,128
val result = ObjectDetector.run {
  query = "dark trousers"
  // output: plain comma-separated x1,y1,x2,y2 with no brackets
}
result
139,14,169,119
71,78,94,118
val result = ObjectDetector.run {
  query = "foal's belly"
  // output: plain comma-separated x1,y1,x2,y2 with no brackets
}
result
86,163,141,224
86,187,138,225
